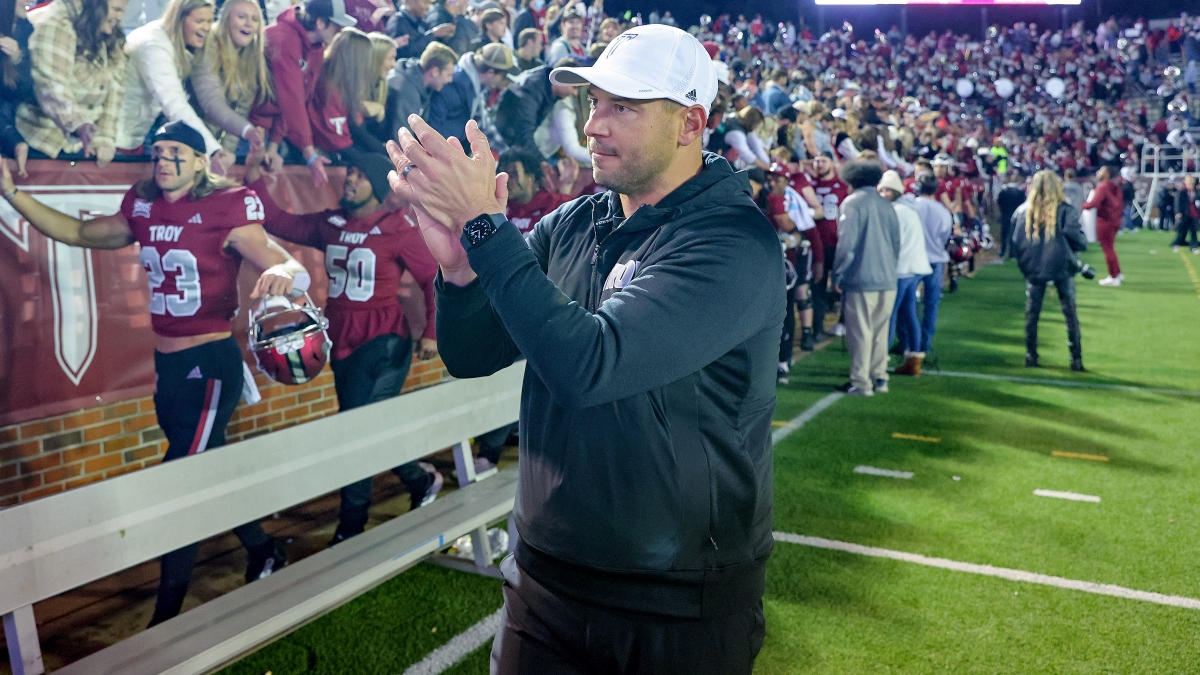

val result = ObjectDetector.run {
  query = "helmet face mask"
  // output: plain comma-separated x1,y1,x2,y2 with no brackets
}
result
250,295,332,385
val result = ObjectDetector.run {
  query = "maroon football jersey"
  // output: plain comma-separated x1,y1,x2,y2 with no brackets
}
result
811,176,849,251
254,180,438,362
121,186,265,338
507,190,573,235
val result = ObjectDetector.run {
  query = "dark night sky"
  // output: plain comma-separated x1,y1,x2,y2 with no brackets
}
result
604,0,1200,40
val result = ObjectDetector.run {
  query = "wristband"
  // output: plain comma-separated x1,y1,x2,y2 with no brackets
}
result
306,153,321,167
241,124,254,140
2,186,17,202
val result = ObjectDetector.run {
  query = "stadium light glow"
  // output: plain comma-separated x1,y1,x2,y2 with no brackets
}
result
814,1,1082,5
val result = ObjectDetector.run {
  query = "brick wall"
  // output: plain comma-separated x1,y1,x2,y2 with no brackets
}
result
0,358,450,507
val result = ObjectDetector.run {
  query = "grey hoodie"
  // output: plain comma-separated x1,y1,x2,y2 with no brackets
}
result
386,58,431,141
832,186,901,292
436,154,785,618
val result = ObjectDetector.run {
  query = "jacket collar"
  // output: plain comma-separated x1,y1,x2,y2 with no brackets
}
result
591,153,748,237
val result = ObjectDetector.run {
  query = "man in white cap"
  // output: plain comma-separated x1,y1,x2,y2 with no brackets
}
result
385,23,782,674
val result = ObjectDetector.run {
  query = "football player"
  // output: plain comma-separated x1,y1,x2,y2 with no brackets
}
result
810,152,849,338
2,121,309,626
244,149,444,546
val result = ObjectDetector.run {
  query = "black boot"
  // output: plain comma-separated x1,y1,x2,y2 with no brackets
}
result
1025,354,1040,368
1070,356,1085,372
245,539,286,583
799,327,815,351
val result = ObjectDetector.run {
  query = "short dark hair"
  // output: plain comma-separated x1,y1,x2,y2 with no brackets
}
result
498,147,544,185
917,172,940,196
778,106,799,123
518,27,542,48
842,161,884,190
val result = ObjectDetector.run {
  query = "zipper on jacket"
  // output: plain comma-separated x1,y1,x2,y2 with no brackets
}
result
588,243,601,311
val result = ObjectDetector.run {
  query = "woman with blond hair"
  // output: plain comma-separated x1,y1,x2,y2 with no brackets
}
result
308,28,388,161
723,105,770,169
117,0,233,171
191,0,275,167
1011,169,1089,371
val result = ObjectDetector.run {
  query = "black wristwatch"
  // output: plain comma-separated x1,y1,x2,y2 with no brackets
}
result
462,213,507,249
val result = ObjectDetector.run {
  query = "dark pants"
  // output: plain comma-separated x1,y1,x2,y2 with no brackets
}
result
1000,211,1017,258
1173,217,1200,249
812,246,836,333
779,286,796,364
150,338,270,625
490,556,765,675
1025,277,1081,360
330,333,430,535
477,423,517,464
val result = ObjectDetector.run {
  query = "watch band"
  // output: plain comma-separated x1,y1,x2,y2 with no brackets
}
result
462,213,507,249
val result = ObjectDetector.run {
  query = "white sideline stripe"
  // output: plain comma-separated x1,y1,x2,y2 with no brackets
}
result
400,608,504,675
925,370,1200,397
773,532,1200,611
1034,489,1101,503
854,465,914,479
772,392,844,444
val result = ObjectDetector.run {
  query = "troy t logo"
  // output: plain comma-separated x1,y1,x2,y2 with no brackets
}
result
605,32,637,58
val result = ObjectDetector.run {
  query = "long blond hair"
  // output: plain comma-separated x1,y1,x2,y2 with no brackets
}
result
367,32,394,116
161,0,214,79
201,0,274,106
1025,170,1064,242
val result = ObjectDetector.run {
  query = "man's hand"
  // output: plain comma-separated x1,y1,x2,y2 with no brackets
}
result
76,123,97,156
244,142,267,183
251,263,295,300
415,337,438,360
430,23,456,38
386,118,507,286
14,143,28,178
393,33,410,48
245,126,266,154
1,154,17,196
264,142,284,172
0,37,20,63
210,149,235,176
556,156,579,194
95,145,115,168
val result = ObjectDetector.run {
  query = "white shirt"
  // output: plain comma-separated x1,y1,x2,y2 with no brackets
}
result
894,201,933,278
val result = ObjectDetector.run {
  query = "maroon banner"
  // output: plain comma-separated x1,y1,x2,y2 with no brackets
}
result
0,161,343,427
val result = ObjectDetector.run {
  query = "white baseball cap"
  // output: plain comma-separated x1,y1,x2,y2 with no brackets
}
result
549,25,718,113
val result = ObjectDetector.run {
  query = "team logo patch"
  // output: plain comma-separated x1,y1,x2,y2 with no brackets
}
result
603,260,640,293
132,199,153,219
328,215,347,227
188,213,202,224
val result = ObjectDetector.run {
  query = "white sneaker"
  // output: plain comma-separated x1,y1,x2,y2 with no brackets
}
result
1174,246,1181,253
1098,276,1121,287
1117,273,1125,281
474,456,497,475
829,323,846,337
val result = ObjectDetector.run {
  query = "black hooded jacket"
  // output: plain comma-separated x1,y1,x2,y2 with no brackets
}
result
436,154,785,618
1011,201,1088,282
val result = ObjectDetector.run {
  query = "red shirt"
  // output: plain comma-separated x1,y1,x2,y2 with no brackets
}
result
122,186,263,338
811,175,848,251
255,181,438,361
1082,180,1124,227
507,190,573,234
787,170,812,195
308,84,354,154
263,7,326,152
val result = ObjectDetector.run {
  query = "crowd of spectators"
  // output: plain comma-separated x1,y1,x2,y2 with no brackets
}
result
1,0,1196,381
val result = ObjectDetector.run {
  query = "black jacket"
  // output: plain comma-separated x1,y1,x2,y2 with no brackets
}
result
424,3,477,57
1011,202,1088,282
0,17,34,155
495,64,555,152
387,8,435,60
1175,188,1199,224
436,154,785,618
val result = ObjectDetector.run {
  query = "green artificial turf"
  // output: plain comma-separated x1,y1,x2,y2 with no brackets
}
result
222,230,1200,674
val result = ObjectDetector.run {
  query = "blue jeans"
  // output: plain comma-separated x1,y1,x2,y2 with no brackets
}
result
889,276,922,354
918,263,945,354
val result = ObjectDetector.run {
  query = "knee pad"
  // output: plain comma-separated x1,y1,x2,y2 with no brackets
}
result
795,295,813,311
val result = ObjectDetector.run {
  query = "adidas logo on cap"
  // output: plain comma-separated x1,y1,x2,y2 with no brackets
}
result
686,89,697,102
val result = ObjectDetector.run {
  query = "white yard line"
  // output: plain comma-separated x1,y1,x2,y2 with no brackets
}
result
400,608,504,675
925,370,1200,397
773,532,1200,610
1034,489,1101,503
772,392,844,445
853,466,914,479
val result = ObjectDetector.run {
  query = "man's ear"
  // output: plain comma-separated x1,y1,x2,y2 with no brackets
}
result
678,106,708,147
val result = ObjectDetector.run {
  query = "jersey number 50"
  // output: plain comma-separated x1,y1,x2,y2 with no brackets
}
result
326,245,377,302
140,248,201,316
